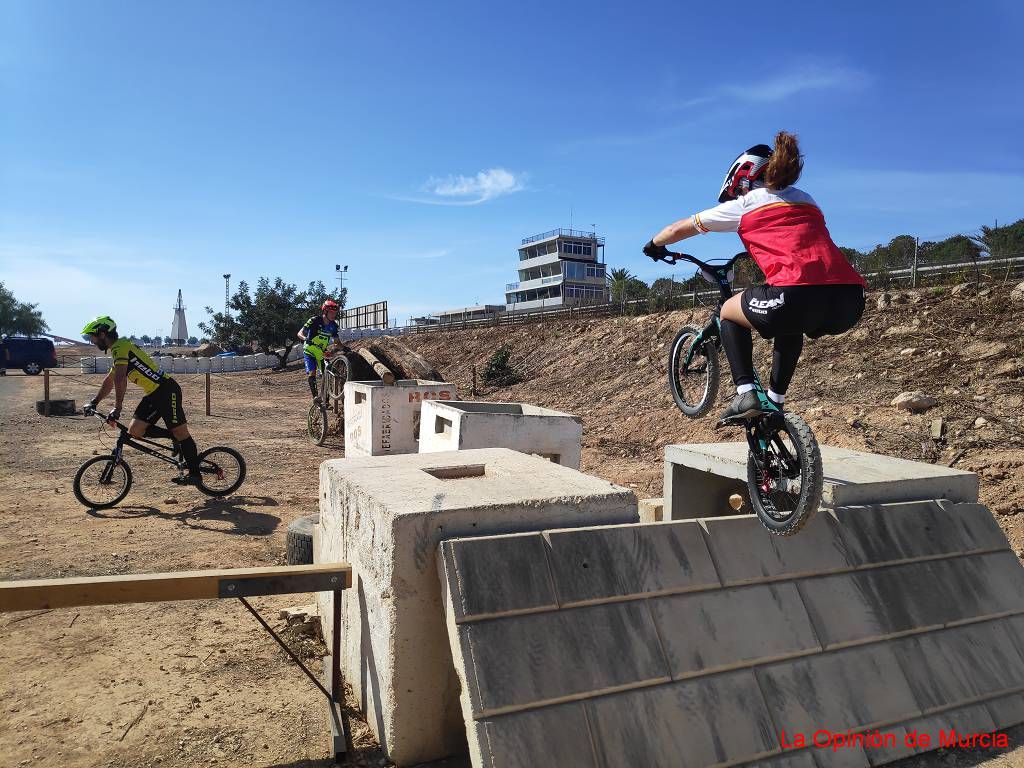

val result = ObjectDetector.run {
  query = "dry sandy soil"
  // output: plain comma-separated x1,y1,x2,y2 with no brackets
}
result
1,282,1023,767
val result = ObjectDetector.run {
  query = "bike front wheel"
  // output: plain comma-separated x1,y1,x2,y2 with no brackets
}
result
73,456,133,509
668,325,720,417
196,446,247,497
307,402,328,446
746,412,823,536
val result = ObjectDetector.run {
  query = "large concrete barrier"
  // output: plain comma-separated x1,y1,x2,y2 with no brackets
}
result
664,443,979,520
438,499,1024,768
418,400,583,469
343,379,456,457
314,448,637,766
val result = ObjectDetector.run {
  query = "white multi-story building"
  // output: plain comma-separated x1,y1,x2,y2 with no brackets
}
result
505,229,608,312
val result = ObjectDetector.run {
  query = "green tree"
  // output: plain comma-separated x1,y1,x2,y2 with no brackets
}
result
0,282,49,336
187,336,199,345
972,219,1024,259
609,267,633,307
201,277,345,368
140,335,152,345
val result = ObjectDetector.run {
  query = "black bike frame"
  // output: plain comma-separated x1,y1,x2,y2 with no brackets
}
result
88,413,184,481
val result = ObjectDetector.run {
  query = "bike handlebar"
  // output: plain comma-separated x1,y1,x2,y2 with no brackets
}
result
83,407,128,431
650,247,750,273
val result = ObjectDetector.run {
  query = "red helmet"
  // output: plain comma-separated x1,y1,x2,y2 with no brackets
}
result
322,299,339,312
718,144,772,203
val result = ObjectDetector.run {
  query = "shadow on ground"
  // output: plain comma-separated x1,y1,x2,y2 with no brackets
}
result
85,495,280,535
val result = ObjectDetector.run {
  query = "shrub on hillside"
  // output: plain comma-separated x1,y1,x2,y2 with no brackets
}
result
481,344,520,387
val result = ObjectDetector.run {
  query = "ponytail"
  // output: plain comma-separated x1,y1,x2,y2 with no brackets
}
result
764,131,803,189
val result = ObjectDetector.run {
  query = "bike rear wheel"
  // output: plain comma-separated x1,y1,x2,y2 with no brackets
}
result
746,412,822,536
307,402,328,446
327,357,348,400
668,325,720,417
73,456,133,509
196,446,246,497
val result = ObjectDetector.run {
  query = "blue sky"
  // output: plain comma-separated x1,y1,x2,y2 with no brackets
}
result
2,0,1022,338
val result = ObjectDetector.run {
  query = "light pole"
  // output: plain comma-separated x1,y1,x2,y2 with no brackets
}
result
335,264,348,301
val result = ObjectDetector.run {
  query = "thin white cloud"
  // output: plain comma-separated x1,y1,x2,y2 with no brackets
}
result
665,63,870,111
723,66,869,102
392,168,526,206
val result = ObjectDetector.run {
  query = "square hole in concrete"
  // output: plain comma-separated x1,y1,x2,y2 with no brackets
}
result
423,464,486,480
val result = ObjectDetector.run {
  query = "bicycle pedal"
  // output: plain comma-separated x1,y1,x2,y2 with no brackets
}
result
715,416,747,429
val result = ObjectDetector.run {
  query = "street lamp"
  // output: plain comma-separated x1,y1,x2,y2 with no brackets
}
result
335,264,348,299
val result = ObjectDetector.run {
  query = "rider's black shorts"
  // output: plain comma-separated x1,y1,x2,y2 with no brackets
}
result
740,284,865,340
133,377,187,429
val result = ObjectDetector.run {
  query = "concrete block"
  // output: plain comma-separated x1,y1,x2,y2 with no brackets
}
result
833,500,1009,564
419,400,583,469
172,357,186,373
757,644,921,737
892,619,1024,710
196,357,211,373
701,512,857,585
439,532,556,622
663,443,978,521
95,355,112,374
544,521,719,606
585,670,778,768
799,552,1024,648
638,497,664,523
183,356,198,373
651,582,820,677
479,702,596,768
459,601,670,715
209,356,222,373
316,448,636,765
344,379,457,457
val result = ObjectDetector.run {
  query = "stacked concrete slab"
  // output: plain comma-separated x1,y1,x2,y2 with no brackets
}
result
344,379,457,457
314,448,638,765
418,401,583,469
438,499,1024,768
664,443,979,520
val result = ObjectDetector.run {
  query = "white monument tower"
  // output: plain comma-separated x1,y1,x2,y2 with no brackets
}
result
170,289,189,345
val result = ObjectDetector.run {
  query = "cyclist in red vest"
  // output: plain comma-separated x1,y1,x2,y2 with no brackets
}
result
644,131,866,421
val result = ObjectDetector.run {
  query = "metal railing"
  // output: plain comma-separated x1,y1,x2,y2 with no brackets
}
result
521,228,605,245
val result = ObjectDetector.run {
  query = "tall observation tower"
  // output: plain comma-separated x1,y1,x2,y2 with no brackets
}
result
170,289,189,345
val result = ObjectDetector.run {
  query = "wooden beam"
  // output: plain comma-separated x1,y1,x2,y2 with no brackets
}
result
356,347,396,385
0,563,351,613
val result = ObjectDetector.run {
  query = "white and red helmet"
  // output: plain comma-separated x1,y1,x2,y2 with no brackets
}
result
718,144,773,203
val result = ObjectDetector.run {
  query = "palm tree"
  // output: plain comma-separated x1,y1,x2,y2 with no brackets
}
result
609,267,633,308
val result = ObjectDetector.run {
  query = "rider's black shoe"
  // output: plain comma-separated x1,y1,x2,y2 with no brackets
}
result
719,391,764,422
171,473,201,487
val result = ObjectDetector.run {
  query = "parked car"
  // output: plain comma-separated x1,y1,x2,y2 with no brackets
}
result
0,335,57,375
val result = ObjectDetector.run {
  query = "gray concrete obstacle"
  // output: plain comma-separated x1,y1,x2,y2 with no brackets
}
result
343,379,457,457
438,499,1024,768
418,400,583,468
314,448,637,766
664,443,979,520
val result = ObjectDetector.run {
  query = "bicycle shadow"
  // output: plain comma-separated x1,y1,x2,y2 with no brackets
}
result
84,495,281,535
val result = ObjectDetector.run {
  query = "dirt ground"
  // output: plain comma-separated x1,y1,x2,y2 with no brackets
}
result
2,283,1023,768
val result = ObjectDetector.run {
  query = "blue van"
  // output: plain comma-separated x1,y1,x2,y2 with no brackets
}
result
0,335,57,375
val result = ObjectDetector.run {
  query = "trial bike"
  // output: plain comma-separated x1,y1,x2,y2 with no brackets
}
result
73,410,247,509
306,347,348,446
651,248,823,536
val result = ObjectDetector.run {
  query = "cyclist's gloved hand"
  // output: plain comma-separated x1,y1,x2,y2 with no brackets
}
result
106,406,121,423
83,400,97,416
643,240,668,261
